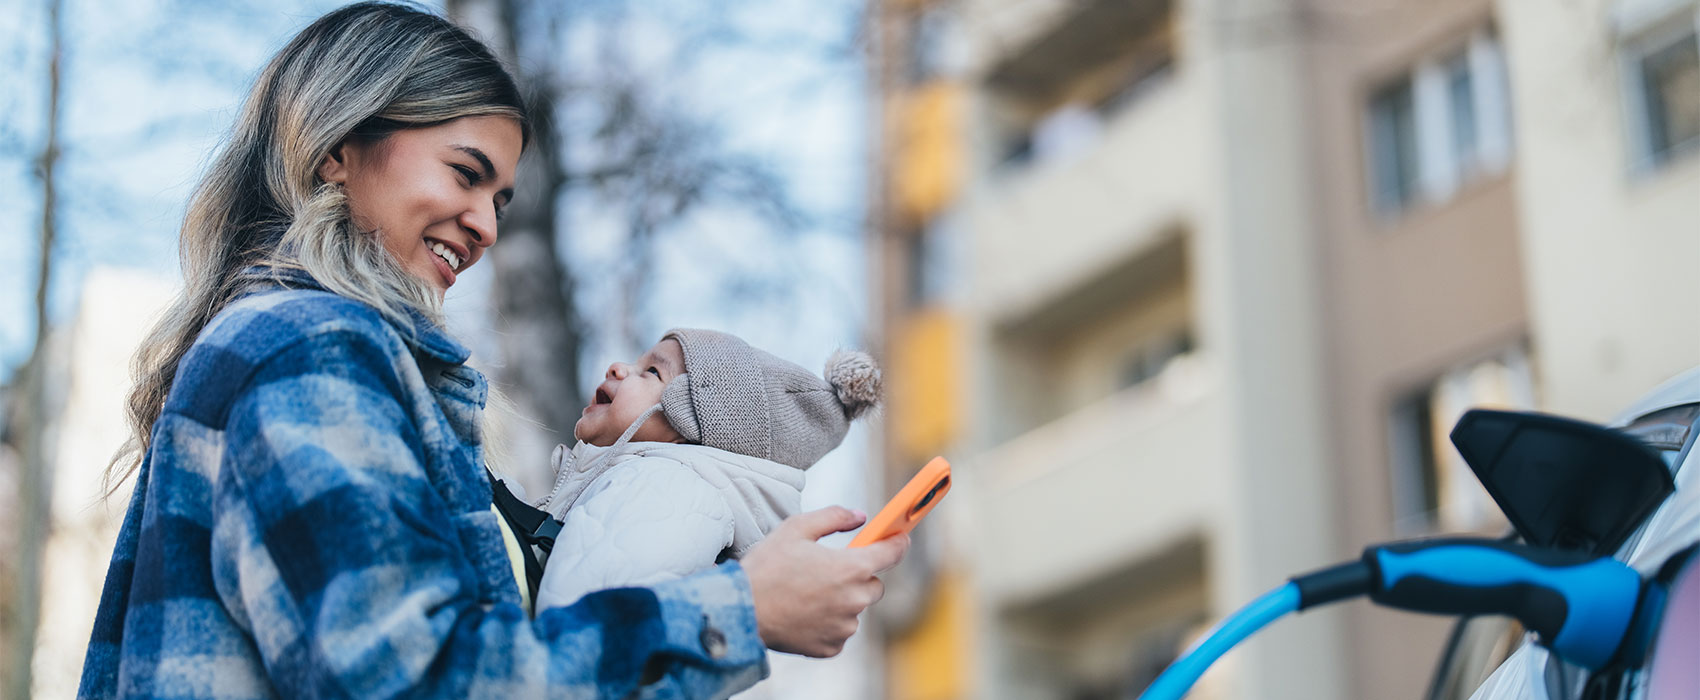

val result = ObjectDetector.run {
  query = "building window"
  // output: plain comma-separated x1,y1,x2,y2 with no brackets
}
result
1622,20,1700,172
1386,348,1534,536
1119,330,1193,390
1365,31,1513,218
1387,386,1441,530
1369,77,1420,214
1445,52,1481,173
986,0,1177,172
988,232,1192,440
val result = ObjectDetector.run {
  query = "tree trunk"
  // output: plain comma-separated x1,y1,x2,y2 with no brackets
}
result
6,0,64,697
446,0,585,479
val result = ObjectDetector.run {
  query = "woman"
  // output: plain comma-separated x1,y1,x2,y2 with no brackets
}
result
79,3,907,698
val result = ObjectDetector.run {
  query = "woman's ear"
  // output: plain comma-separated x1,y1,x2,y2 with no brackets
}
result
317,143,350,184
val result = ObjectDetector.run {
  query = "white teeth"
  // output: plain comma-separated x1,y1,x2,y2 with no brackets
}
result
429,242,460,270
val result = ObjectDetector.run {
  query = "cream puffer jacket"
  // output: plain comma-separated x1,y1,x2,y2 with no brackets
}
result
532,440,805,612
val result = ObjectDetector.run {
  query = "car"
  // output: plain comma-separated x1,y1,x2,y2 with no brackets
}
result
1437,367,1700,700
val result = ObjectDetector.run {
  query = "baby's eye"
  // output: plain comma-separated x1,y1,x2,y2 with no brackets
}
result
646,367,662,378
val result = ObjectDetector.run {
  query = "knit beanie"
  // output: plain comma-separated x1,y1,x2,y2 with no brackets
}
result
659,328,881,470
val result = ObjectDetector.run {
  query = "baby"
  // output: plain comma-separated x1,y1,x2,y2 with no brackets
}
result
529,328,881,611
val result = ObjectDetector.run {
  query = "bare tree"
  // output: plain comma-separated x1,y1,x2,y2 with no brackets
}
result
446,0,810,470
445,0,585,469
2,0,64,696
0,5,326,693
564,56,806,351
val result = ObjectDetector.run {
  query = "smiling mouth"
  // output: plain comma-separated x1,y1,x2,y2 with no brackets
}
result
426,239,463,271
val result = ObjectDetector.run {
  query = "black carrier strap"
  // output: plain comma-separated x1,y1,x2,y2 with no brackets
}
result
487,468,563,602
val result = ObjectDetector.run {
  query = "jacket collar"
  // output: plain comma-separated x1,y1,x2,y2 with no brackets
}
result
236,265,470,365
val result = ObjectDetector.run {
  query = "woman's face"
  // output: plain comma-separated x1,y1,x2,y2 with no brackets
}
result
317,116,523,299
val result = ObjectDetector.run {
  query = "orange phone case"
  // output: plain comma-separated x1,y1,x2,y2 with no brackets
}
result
849,456,951,548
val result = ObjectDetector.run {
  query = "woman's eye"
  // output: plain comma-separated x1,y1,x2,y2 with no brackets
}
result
452,164,480,184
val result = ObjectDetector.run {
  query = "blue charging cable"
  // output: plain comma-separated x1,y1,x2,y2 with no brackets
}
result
1136,538,1653,700
1137,582,1301,699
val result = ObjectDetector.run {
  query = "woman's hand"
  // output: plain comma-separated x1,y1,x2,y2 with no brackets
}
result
741,507,910,657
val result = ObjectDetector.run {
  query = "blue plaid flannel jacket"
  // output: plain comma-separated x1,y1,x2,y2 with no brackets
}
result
79,268,767,699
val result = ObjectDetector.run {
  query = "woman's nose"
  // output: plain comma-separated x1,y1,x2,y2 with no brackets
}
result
460,201,499,249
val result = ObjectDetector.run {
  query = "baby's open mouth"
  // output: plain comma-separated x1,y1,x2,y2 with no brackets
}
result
594,388,613,405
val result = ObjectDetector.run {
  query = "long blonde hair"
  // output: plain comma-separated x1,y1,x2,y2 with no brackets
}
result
110,1,530,492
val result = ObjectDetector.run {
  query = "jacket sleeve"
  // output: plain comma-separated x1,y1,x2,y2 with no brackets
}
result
536,459,737,611
207,328,766,699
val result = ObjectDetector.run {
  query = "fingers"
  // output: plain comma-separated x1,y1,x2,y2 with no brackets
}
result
815,614,860,658
804,578,883,658
858,533,909,574
781,506,868,541
749,508,910,658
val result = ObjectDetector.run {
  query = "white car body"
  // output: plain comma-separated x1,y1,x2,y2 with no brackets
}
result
1468,367,1700,700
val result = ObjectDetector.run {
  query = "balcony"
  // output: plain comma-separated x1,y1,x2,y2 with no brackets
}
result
966,71,1207,325
963,359,1226,604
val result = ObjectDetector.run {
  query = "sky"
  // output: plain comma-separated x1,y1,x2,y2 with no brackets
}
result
0,0,873,398
1,0,345,375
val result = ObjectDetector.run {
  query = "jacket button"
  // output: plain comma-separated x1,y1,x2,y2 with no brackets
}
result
699,615,728,659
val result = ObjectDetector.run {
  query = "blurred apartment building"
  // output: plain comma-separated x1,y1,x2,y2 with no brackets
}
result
867,0,1698,698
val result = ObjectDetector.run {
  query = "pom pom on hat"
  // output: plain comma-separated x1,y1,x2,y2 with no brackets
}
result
825,349,881,419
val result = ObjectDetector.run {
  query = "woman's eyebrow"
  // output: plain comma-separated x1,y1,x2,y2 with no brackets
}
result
452,145,516,203
451,145,496,179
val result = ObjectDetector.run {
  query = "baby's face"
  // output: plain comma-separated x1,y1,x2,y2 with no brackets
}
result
574,338,687,446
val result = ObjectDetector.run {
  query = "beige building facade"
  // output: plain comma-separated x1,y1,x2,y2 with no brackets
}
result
873,0,1697,698
1302,1,1532,696
1499,0,1699,421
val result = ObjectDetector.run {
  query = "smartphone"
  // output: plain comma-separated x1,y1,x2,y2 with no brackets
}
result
849,457,951,548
